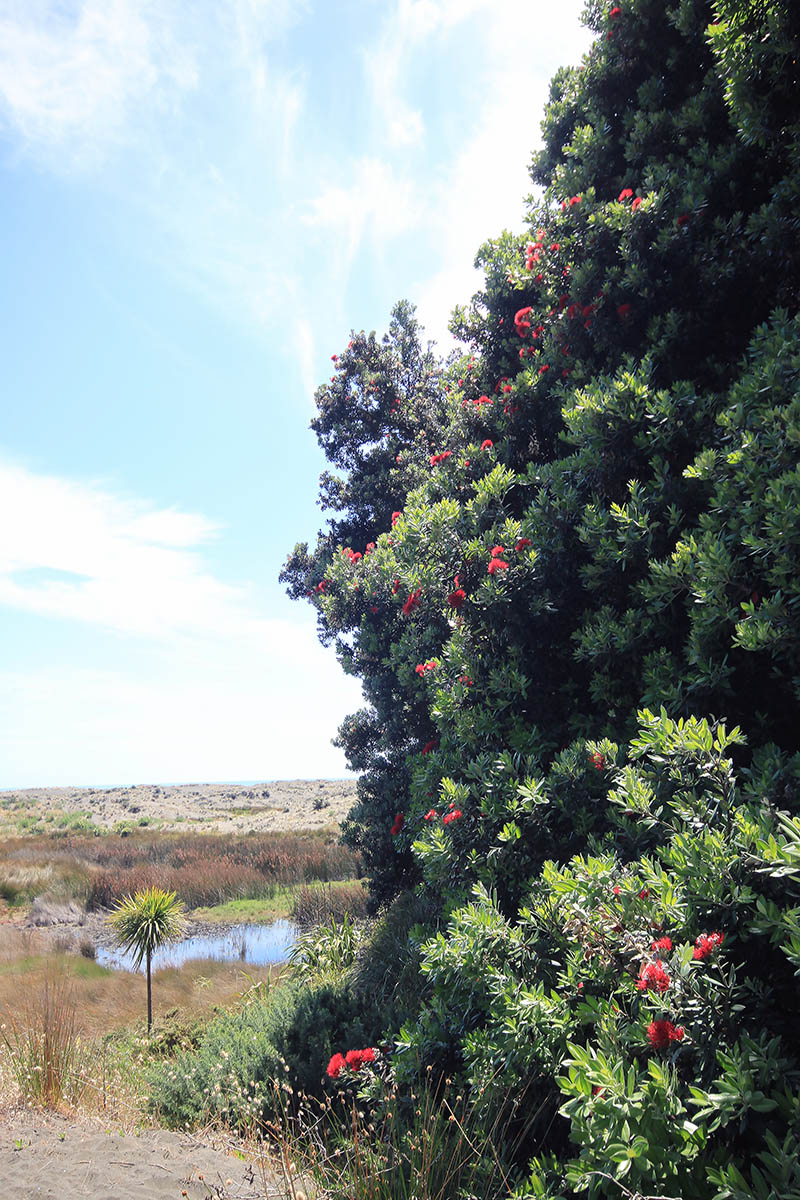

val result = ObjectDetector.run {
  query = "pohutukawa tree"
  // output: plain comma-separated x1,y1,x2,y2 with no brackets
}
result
284,0,800,1194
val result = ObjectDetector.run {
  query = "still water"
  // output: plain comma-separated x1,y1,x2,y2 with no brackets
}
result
95,919,297,974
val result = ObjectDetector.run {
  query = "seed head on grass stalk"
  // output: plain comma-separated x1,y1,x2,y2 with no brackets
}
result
109,887,187,1032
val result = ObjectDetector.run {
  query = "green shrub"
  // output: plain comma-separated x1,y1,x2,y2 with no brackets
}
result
149,976,392,1131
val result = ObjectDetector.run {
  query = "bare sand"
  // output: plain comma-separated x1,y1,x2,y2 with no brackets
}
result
0,778,358,835
0,1109,292,1199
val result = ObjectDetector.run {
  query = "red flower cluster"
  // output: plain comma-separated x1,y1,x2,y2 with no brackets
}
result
402,588,422,616
514,307,533,337
609,5,622,17
480,439,494,451
443,809,463,825
617,303,632,319
589,750,605,770
488,559,508,574
422,740,437,755
693,931,724,960
423,809,438,821
327,1047,377,1078
390,812,404,836
448,587,466,609
651,936,673,953
632,197,642,211
343,547,362,563
391,511,401,527
415,660,437,675
392,578,400,594
430,450,453,466
458,674,473,686
315,579,329,594
618,187,633,201
637,960,671,993
326,1052,345,1078
646,1021,684,1050
516,538,532,551
677,213,690,227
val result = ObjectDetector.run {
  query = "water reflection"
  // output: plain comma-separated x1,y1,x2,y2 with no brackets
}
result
96,919,297,973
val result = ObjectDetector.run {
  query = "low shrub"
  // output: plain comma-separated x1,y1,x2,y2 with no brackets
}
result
149,976,391,1132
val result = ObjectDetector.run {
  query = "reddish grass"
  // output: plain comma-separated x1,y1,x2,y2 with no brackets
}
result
0,831,362,911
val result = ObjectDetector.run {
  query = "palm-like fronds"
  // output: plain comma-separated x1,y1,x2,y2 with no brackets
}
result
109,886,187,966
108,887,187,1030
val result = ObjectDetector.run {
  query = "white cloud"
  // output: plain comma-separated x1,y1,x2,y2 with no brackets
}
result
0,459,363,785
0,0,197,167
305,156,422,275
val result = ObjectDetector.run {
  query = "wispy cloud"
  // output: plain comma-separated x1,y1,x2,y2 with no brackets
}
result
0,458,362,784
0,0,197,168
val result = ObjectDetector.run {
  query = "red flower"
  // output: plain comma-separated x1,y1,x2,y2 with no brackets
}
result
618,187,633,202
631,197,642,211
327,1053,346,1079
639,888,650,899
617,303,631,318
442,809,463,825
647,1021,684,1050
430,450,453,466
693,931,724,960
402,589,422,616
570,195,581,207
487,558,509,575
612,885,621,896
415,660,437,675
331,354,338,362
448,588,466,609
391,511,401,526
422,740,436,755
423,809,438,821
538,364,550,375
480,439,494,451
392,578,400,595
637,960,671,993
514,307,533,337
339,1047,377,1072
458,675,473,686
651,936,673,953
490,545,505,558
609,5,622,16
590,750,605,770
677,213,690,227
515,538,532,551
365,542,375,553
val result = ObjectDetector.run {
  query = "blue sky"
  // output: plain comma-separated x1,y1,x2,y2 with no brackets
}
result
0,0,590,787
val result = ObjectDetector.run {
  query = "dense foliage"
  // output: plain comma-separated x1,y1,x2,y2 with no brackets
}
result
278,0,800,1194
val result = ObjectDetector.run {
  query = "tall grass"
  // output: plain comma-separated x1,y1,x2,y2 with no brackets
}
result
0,829,362,911
0,969,91,1108
254,1070,516,1200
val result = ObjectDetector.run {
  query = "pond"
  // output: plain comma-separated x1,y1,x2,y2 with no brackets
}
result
95,918,297,974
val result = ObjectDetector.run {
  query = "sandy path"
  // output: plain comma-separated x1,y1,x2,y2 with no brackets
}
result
0,1110,290,1200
